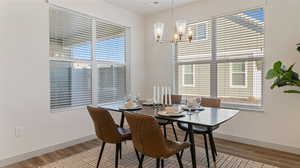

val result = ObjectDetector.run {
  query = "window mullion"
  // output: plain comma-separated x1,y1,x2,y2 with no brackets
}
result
91,19,98,105
211,19,218,98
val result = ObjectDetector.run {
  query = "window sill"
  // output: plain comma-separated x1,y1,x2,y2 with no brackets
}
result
50,106,87,113
221,103,264,112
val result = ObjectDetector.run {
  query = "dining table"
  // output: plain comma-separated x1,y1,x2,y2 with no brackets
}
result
99,103,240,168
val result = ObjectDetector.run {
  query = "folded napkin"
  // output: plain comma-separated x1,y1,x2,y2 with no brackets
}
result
124,100,137,109
165,107,178,114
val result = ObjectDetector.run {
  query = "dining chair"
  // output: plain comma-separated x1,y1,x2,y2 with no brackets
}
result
87,106,135,168
125,112,190,168
177,97,221,166
158,95,182,141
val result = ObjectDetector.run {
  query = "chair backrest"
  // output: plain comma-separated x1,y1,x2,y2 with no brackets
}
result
200,97,221,108
171,95,182,104
87,106,121,143
163,95,182,104
124,112,168,158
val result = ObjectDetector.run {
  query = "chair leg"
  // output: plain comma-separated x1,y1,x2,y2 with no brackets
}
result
96,142,106,168
115,143,120,168
138,154,144,168
171,123,178,141
176,153,184,168
119,143,122,159
163,125,167,138
135,148,140,162
203,134,210,167
180,132,189,159
183,131,188,141
161,159,164,168
156,159,160,168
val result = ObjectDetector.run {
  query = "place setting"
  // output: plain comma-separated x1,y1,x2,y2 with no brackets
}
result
118,94,143,111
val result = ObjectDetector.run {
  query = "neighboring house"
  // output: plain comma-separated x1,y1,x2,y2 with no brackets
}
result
177,8,264,106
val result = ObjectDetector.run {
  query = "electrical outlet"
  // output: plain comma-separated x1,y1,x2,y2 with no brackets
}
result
15,126,24,138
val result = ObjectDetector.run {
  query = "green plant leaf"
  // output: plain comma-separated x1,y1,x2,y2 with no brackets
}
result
297,43,300,52
283,70,293,80
266,69,276,79
266,61,300,93
291,71,299,80
273,61,282,71
284,90,300,94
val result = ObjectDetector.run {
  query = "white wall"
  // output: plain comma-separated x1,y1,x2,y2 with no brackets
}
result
1,0,300,165
0,0,144,164
144,0,300,153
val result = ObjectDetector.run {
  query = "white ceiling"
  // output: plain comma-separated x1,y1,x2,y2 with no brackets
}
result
104,0,199,15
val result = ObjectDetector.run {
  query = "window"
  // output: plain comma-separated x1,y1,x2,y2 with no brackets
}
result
230,62,247,88
176,8,264,109
182,65,195,86
189,22,208,41
195,22,207,40
49,7,128,111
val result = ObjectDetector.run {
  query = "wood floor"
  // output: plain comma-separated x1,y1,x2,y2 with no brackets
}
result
3,128,300,168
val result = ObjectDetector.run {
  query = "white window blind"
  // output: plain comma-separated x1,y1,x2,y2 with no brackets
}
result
176,8,264,109
49,7,128,110
95,20,127,104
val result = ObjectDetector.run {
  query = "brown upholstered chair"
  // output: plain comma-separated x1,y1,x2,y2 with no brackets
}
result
125,112,190,168
177,97,221,166
87,106,133,168
200,97,221,108
158,95,182,141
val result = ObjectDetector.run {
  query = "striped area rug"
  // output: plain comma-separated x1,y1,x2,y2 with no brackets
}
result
41,142,278,168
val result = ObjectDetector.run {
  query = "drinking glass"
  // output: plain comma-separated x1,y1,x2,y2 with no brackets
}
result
186,98,194,115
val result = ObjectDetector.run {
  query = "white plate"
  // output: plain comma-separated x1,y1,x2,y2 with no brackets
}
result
157,111,185,117
119,106,142,111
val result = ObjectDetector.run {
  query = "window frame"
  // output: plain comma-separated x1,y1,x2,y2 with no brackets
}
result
229,62,248,89
174,7,265,111
182,64,195,87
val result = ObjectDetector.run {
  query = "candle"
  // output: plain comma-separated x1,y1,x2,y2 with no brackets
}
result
164,87,168,104
156,85,160,103
161,86,164,104
168,87,172,105
153,85,156,104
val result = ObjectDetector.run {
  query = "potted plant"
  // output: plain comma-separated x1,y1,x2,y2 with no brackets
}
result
266,44,300,94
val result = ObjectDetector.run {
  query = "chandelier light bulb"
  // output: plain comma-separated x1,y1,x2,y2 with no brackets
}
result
174,33,179,41
176,20,186,40
154,22,164,42
187,27,193,42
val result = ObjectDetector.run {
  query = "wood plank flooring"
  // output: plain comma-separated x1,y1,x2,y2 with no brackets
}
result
3,128,300,168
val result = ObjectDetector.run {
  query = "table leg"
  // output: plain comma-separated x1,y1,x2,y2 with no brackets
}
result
203,134,210,167
208,132,217,161
208,128,217,168
188,124,197,168
120,112,125,128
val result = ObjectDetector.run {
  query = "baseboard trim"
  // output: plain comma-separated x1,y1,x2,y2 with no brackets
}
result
0,134,97,167
214,132,300,155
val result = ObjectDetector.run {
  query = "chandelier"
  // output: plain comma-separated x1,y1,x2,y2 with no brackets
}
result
154,0,193,43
